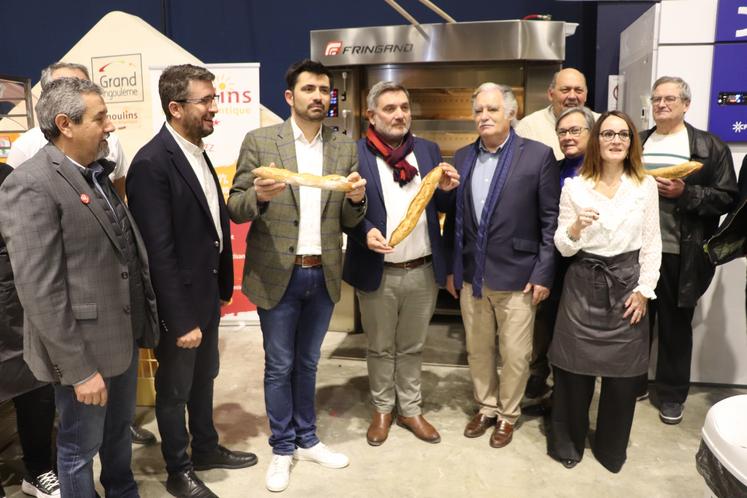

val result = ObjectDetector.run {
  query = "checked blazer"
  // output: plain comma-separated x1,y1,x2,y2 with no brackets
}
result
0,144,159,385
227,119,365,310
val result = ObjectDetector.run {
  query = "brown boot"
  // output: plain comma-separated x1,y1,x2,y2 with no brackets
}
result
396,414,441,444
489,420,514,448
366,412,393,446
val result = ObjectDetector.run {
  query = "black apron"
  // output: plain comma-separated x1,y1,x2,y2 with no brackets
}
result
549,250,649,377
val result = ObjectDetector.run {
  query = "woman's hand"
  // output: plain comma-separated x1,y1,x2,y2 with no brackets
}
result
568,207,599,241
623,291,648,326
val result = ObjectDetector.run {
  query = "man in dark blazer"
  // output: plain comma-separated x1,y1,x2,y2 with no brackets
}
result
0,78,159,497
228,59,366,493
342,81,459,447
127,64,256,498
446,82,559,449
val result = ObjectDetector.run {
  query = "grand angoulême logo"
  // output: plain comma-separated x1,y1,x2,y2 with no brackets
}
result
90,54,144,103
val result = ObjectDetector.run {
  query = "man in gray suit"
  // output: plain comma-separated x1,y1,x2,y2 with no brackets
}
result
228,59,366,493
0,78,159,498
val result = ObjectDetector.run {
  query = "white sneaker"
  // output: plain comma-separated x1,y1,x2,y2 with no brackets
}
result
293,442,349,469
21,470,61,497
266,454,293,492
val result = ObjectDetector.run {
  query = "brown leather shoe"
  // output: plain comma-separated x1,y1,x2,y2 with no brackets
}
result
396,414,441,444
489,420,514,448
464,413,496,438
366,412,393,446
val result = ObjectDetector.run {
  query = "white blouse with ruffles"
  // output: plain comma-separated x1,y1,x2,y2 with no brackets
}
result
554,174,662,299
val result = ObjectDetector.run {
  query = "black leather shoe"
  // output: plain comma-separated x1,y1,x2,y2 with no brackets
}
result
193,445,258,471
166,470,217,498
130,425,157,445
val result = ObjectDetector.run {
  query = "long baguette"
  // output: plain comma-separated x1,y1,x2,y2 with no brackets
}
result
252,166,354,192
645,161,703,179
388,166,444,247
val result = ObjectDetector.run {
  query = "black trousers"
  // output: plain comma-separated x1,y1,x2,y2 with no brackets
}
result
12,384,56,478
530,256,570,380
548,366,643,473
155,308,220,474
649,254,696,404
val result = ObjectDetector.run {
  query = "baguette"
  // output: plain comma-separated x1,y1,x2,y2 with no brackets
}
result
252,166,354,192
388,166,444,247
645,161,703,179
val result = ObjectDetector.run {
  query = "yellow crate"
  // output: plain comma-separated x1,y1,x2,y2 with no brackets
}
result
136,348,158,407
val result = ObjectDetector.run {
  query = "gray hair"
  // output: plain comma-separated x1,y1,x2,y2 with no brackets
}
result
556,106,596,130
366,81,410,111
36,78,102,141
472,82,518,127
40,62,90,92
652,76,691,103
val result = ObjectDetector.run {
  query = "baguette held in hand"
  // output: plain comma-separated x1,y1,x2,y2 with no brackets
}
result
388,166,444,247
645,161,703,179
253,166,355,192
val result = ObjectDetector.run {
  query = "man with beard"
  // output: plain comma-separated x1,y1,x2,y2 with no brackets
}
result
228,59,366,492
516,68,599,160
342,81,459,446
0,77,159,497
127,64,257,498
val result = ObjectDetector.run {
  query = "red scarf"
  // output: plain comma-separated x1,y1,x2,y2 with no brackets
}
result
365,126,418,186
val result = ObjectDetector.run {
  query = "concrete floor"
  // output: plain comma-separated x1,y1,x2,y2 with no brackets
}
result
1,325,744,497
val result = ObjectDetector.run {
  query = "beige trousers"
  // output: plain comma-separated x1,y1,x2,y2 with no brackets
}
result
460,283,535,424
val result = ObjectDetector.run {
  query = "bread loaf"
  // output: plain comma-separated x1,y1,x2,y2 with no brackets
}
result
388,166,444,247
645,161,703,179
253,166,354,192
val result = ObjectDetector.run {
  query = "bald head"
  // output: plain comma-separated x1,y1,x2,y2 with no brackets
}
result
548,68,588,117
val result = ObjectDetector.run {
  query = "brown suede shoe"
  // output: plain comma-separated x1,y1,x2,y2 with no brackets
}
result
396,414,441,443
366,412,393,446
464,413,496,438
489,420,514,448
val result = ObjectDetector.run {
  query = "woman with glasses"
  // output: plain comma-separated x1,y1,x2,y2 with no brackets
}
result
547,110,661,472
527,106,596,400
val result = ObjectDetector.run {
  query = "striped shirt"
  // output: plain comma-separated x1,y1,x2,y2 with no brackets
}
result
642,128,690,253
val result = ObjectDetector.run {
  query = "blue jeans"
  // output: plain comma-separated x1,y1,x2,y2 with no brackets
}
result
258,266,334,455
54,343,139,498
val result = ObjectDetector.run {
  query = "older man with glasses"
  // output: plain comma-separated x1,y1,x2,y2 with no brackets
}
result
640,76,738,425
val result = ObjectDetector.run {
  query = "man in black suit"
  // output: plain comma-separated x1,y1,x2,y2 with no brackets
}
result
127,64,257,498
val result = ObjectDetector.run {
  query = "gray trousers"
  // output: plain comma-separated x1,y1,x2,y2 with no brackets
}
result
357,263,438,417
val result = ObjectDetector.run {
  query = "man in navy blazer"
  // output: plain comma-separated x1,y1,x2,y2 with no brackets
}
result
446,82,559,449
343,81,459,446
127,64,256,498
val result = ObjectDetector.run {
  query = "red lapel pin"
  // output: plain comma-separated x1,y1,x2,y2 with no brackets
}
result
80,193,90,205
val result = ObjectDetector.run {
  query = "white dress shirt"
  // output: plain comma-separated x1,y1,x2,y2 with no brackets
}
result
7,127,129,181
165,122,223,251
376,152,431,263
554,174,662,298
290,118,323,255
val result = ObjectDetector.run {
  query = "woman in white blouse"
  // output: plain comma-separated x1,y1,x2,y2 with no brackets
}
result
547,111,661,473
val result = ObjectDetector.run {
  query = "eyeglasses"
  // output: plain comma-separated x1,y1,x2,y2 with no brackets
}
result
556,126,588,138
650,95,680,105
175,95,219,106
599,130,632,142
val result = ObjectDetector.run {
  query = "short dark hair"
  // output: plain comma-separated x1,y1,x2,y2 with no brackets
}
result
158,64,215,121
285,59,333,91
